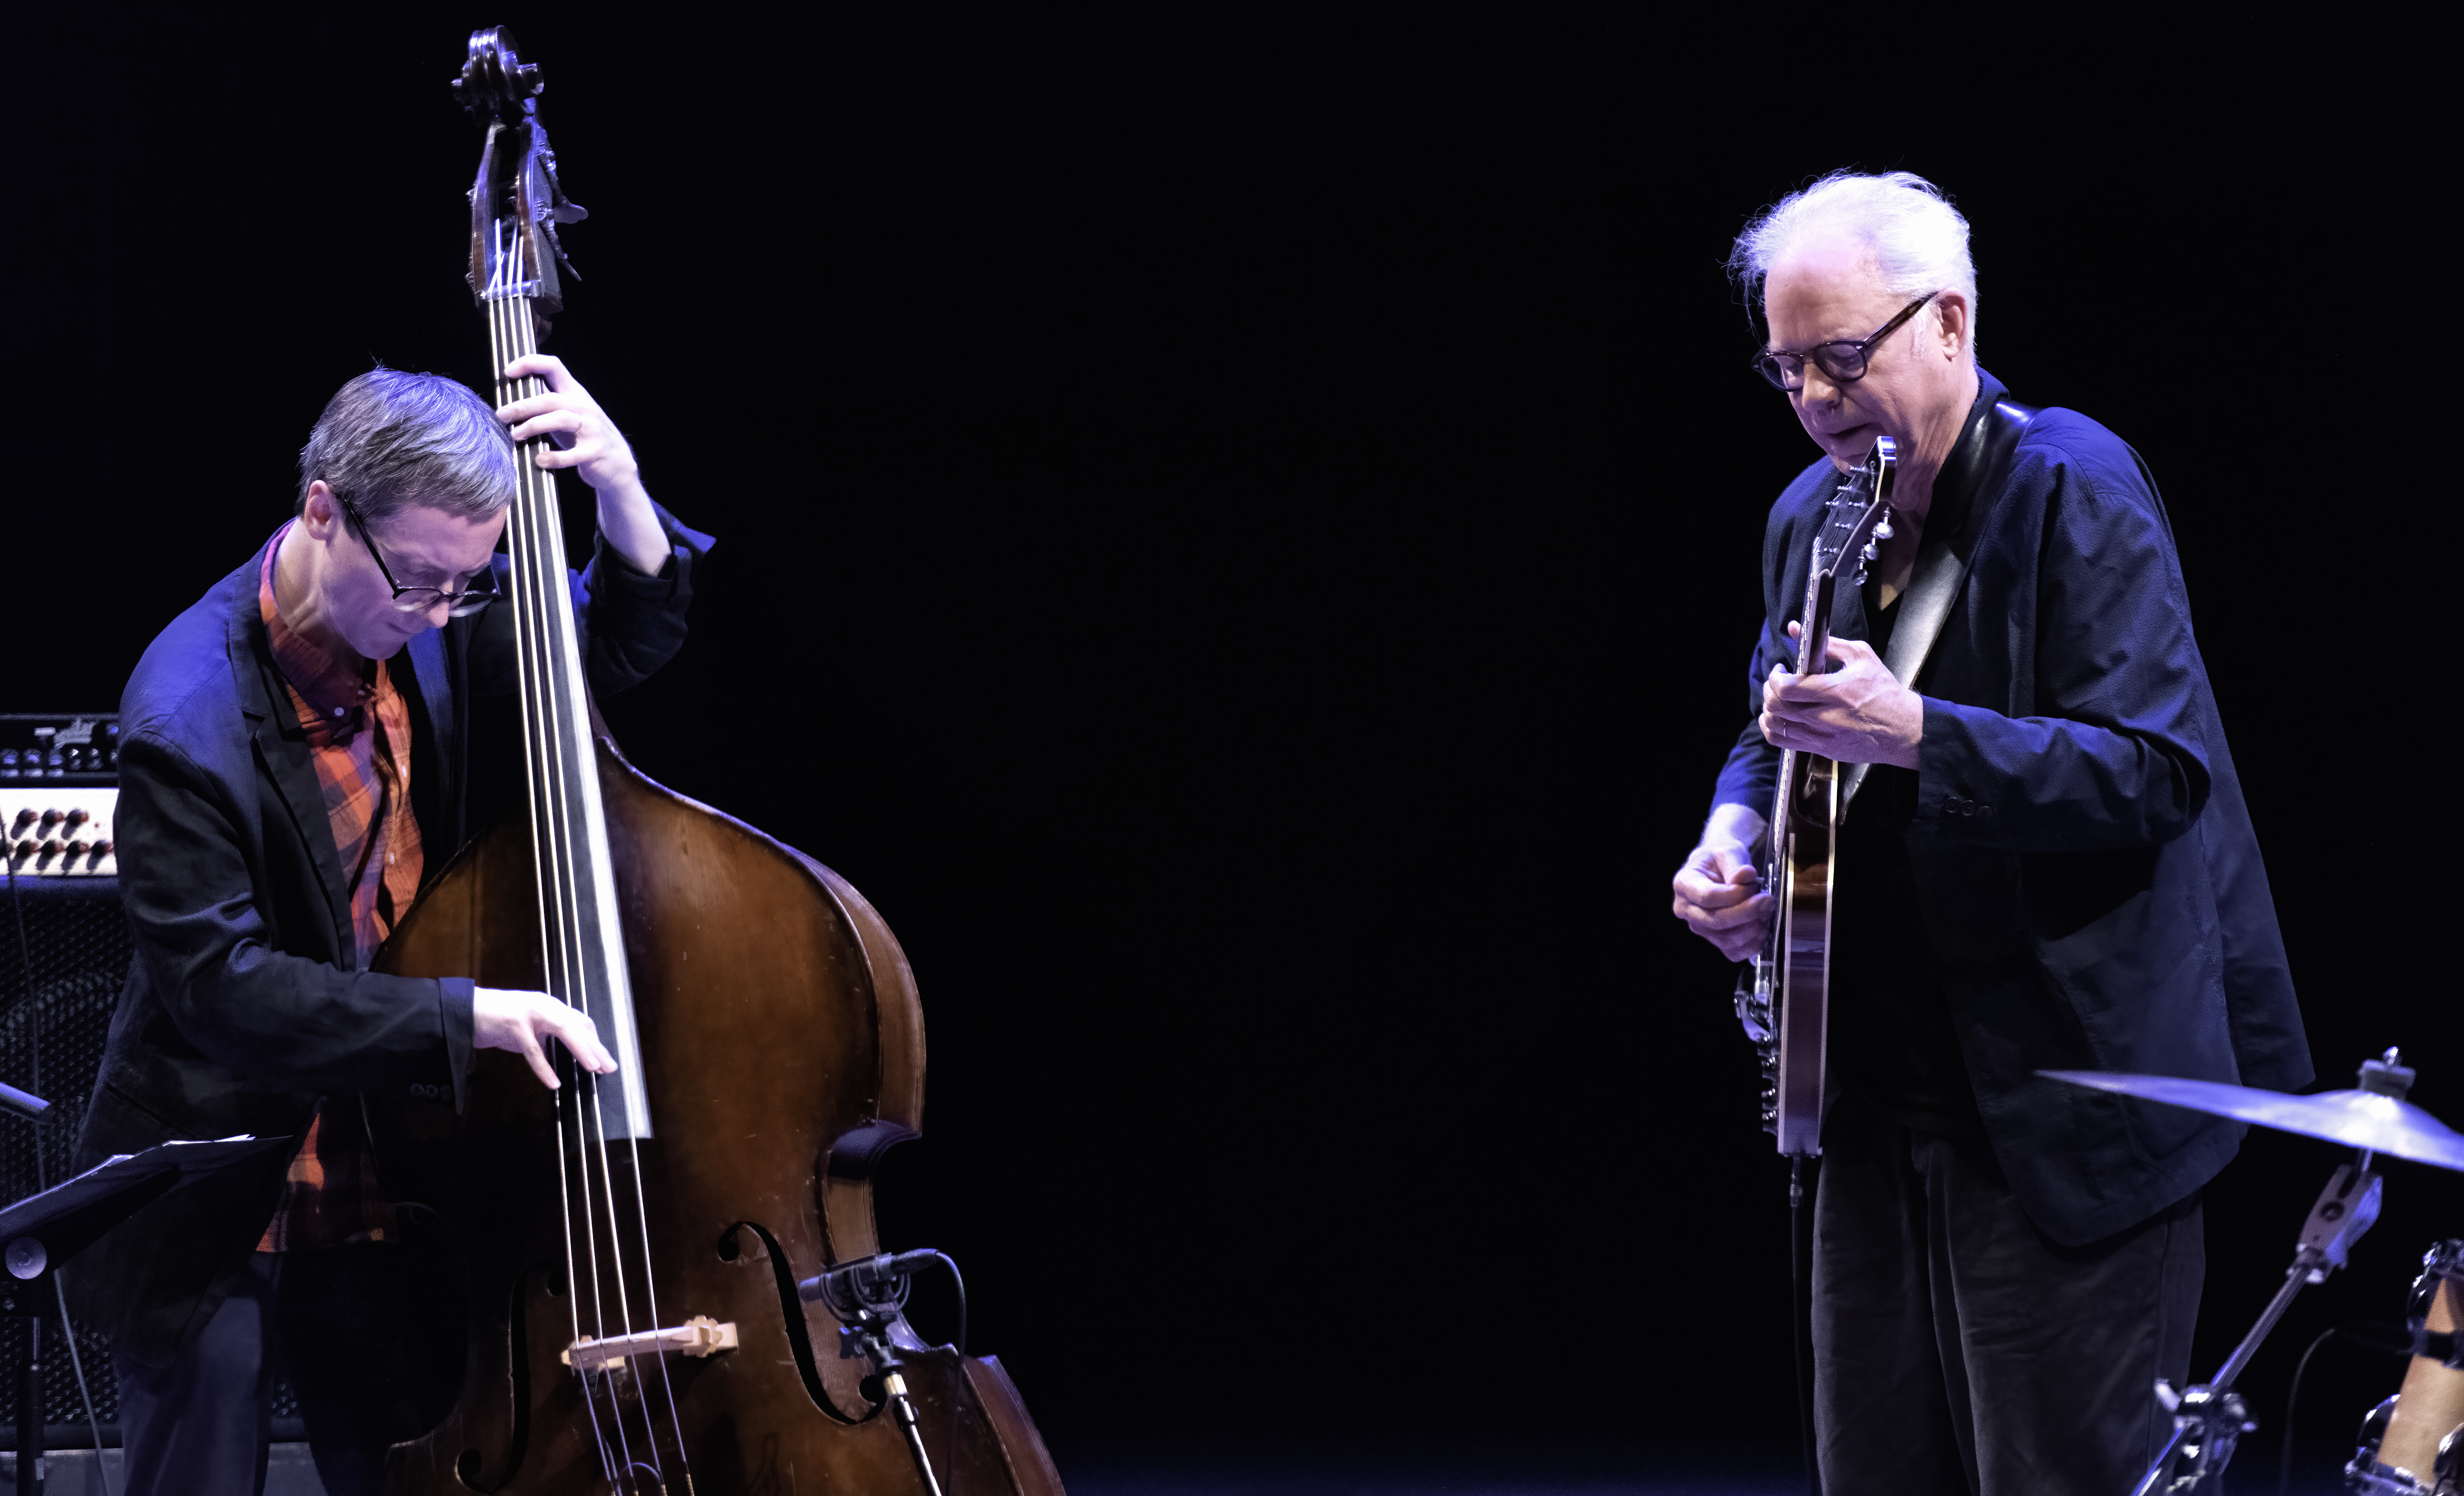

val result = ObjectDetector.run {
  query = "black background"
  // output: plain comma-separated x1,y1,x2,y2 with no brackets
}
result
5,6,2449,1481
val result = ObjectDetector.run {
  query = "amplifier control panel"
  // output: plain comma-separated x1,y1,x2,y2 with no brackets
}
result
1,714,119,784
2,788,117,877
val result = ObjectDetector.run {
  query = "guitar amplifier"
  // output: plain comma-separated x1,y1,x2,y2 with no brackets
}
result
1,715,118,878
0,714,312,1440
0,874,128,1430
3,712,129,1430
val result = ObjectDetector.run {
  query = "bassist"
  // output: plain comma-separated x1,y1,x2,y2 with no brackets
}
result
1668,171,2309,1496
69,357,709,1495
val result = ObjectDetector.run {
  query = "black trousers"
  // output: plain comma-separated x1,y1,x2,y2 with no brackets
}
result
113,1241,462,1496
1812,1094,2204,1496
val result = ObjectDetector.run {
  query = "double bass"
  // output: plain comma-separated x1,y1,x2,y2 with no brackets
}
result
371,29,1065,1493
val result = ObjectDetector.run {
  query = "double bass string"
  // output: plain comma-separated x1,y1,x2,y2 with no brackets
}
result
489,226,624,1486
496,223,694,1489
492,215,693,1491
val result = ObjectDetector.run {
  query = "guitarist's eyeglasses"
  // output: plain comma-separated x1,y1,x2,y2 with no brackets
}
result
1751,292,1940,391
333,491,500,617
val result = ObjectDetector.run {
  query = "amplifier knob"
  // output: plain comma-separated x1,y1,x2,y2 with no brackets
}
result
88,840,112,869
37,809,64,834
6,841,29,869
7,810,30,836
35,840,63,869
63,809,88,833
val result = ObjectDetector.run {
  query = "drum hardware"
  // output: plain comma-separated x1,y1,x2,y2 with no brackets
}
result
2348,1240,2464,1494
2041,1051,2464,1173
2268,1319,2413,1495
2045,1050,2440,1495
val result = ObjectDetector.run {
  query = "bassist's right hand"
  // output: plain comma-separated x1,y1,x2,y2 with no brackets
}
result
1672,839,1772,962
475,987,621,1089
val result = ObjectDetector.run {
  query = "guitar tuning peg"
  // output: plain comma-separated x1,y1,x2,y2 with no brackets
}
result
1852,561,1871,586
1872,515,1894,541
1859,540,1879,562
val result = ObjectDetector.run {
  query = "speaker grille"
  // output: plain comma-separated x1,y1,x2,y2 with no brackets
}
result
0,875,304,1434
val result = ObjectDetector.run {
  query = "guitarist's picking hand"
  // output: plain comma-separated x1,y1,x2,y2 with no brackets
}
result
1673,839,1771,961
1760,622,1924,769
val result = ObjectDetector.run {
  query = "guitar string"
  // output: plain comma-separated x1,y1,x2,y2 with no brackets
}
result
492,227,623,1485
500,215,686,1489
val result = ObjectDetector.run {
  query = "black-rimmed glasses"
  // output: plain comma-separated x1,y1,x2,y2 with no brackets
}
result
1750,292,1939,391
333,492,499,617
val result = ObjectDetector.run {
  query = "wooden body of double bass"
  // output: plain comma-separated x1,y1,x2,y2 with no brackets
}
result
369,728,1064,1494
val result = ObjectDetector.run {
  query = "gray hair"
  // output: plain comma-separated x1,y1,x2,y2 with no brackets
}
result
1728,170,1979,357
295,367,516,523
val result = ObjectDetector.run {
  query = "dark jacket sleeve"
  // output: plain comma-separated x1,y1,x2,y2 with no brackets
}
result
1710,466,1826,822
113,726,474,1099
470,500,716,697
1906,440,2211,852
1710,623,1782,820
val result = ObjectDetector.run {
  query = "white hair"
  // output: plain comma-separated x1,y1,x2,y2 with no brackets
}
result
1728,170,1979,357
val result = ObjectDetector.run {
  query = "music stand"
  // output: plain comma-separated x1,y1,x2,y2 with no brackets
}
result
0,1136,290,1493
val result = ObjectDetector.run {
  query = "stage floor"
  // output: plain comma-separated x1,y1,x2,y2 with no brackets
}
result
0,1439,2370,1493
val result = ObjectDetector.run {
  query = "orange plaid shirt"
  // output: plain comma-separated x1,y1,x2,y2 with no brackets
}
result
255,524,426,1251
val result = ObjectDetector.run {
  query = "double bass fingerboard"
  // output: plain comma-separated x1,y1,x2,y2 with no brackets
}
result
481,223,653,1142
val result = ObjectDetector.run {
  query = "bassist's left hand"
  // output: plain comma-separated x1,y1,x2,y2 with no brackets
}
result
498,354,672,577
1761,622,1923,769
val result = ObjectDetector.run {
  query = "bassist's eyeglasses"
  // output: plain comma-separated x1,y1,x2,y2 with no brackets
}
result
1750,292,1940,391
332,491,499,617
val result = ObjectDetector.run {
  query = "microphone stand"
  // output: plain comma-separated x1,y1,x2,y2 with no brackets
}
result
801,1255,951,1496
2128,1151,2383,1496
837,1305,943,1496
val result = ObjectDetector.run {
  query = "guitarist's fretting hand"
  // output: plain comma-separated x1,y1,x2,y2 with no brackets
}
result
1673,802,1772,960
1760,621,1924,768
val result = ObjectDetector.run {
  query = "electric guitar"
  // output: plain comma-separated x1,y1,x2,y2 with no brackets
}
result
1734,437,1897,1156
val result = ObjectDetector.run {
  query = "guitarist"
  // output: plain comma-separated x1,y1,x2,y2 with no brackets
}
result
1669,170,2310,1496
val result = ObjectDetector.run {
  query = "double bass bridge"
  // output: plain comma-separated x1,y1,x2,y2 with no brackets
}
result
560,1315,740,1373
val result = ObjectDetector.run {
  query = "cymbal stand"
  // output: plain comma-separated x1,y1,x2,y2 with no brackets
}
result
2129,1151,2384,1496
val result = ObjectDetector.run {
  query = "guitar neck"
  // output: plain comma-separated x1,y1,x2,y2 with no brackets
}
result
1798,572,1839,682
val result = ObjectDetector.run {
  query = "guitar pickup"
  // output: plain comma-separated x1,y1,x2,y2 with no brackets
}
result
562,1314,739,1371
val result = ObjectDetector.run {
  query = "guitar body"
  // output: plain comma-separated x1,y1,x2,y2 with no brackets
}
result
1735,437,1896,1157
1768,750,1838,1158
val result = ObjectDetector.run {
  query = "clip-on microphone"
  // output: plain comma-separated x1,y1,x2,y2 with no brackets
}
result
799,1249,961,1496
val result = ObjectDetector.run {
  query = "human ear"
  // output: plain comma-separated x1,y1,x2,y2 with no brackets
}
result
1931,293,1971,360
301,481,341,539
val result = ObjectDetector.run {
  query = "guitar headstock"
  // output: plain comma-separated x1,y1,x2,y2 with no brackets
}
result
454,27,588,338
1813,436,1897,586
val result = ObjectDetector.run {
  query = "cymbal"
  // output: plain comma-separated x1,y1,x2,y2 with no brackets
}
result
2040,1070,2464,1173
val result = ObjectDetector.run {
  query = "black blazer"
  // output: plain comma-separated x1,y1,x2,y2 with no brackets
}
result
1713,371,2312,1245
70,507,711,1366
